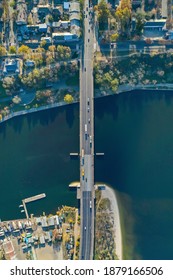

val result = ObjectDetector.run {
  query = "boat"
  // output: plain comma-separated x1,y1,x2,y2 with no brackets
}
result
19,205,23,208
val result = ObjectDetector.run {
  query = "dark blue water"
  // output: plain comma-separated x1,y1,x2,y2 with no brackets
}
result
0,90,173,259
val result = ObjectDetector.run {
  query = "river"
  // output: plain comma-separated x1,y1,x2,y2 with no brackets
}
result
0,90,173,260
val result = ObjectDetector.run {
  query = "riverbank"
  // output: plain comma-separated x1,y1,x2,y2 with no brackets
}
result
101,185,123,260
95,83,173,97
1,83,173,125
0,100,78,125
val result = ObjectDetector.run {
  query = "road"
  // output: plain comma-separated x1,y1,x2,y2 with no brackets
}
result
79,1,95,260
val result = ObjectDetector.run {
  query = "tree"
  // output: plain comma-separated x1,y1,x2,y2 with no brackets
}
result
27,13,33,25
2,76,15,90
9,46,16,54
18,45,31,54
115,0,132,37
95,0,110,30
110,33,119,42
64,94,74,103
56,45,71,60
12,95,21,104
0,45,7,56
40,40,47,48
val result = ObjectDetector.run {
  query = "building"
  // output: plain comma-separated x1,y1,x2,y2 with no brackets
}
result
143,19,167,38
161,0,168,19
38,23,48,33
3,59,20,76
3,241,15,260
41,36,52,43
37,4,52,15
70,13,80,27
63,2,70,10
52,32,77,42
69,2,80,14
16,0,27,25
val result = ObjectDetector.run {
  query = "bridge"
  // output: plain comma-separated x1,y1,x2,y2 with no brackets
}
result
79,1,95,260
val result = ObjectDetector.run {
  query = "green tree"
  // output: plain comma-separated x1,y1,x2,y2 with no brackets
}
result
64,94,74,103
9,45,16,54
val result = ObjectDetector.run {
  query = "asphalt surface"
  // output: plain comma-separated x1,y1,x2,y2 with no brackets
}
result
79,2,95,260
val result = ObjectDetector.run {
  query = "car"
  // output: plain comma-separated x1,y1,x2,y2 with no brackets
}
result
88,118,90,123
87,97,90,104
88,107,89,112
88,29,90,33
90,201,92,208
88,39,90,42
86,15,87,18
84,67,86,71
84,226,86,230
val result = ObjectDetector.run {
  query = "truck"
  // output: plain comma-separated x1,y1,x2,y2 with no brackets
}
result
81,148,84,165
85,124,87,140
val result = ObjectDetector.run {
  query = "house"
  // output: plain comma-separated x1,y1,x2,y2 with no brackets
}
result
48,216,55,229
52,21,61,32
3,241,15,260
41,36,52,43
161,0,168,19
143,19,167,38
39,235,45,246
60,20,71,29
70,13,80,27
69,2,80,14
64,2,70,10
52,6,63,17
38,23,48,33
52,32,77,42
37,4,52,15
16,0,27,25
3,59,20,76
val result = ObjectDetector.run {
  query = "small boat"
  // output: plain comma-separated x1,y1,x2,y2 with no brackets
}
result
21,210,25,213
19,205,23,208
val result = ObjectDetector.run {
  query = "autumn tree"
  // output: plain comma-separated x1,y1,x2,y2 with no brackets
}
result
115,0,132,37
9,46,16,54
56,45,71,60
18,45,31,54
95,0,110,30
64,94,74,103
0,45,7,56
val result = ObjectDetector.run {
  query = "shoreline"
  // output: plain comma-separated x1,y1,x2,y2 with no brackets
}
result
101,185,123,260
1,84,173,125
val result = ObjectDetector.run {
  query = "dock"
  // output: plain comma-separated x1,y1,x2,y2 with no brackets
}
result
22,193,46,220
70,153,79,157
23,193,46,204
